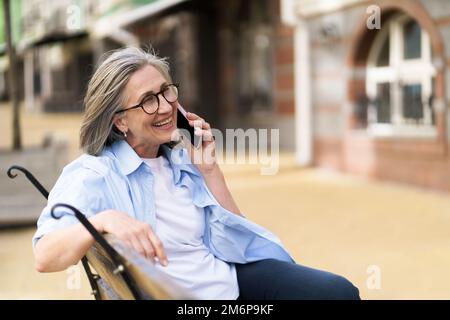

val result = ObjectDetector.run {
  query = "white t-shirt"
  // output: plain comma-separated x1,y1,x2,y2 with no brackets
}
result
143,156,239,300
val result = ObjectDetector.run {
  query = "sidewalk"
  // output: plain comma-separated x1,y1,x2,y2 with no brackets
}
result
222,162,450,299
1,104,450,299
0,104,83,159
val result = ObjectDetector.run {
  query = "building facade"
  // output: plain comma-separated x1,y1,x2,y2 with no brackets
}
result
1,0,296,143
4,0,448,191
283,0,450,192
95,0,296,147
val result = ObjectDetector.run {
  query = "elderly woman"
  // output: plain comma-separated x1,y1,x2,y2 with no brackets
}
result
33,47,360,300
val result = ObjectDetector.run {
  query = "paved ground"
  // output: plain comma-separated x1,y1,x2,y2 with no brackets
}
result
1,104,450,299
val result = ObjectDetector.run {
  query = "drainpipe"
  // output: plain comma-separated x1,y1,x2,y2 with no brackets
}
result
294,18,312,166
281,0,313,166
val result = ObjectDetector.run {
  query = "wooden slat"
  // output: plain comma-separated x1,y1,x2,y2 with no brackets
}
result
96,277,121,300
86,234,194,300
86,244,136,300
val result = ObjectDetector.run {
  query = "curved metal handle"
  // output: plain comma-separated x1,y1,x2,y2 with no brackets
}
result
7,165,49,199
7,166,103,299
50,203,142,300
51,203,119,260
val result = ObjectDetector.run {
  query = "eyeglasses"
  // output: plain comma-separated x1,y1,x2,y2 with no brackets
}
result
115,84,179,115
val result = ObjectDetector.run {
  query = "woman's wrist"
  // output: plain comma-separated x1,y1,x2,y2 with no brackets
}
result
199,162,221,178
90,212,106,233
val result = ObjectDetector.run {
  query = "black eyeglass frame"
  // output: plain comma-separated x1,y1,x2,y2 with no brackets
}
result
115,83,179,115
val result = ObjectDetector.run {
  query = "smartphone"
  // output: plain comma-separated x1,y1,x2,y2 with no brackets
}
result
176,105,202,148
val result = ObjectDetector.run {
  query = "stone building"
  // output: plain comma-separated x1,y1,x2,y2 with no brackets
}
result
92,0,296,147
283,0,450,192
1,0,295,149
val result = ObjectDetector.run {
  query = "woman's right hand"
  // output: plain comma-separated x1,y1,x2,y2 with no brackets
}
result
92,210,168,266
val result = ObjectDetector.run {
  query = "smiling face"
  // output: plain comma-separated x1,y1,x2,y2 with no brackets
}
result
114,64,178,158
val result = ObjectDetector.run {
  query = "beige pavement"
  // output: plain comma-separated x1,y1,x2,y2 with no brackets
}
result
1,104,450,299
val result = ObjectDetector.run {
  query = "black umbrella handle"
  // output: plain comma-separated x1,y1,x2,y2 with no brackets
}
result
7,165,49,199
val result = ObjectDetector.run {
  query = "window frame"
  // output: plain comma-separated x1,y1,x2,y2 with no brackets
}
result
365,14,437,138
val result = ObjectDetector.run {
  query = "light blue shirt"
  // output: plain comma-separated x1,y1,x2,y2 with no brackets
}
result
33,140,293,264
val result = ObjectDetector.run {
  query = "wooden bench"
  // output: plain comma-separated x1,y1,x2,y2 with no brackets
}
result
7,165,193,300
86,233,192,300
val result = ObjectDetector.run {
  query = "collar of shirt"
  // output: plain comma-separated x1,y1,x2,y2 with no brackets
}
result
109,140,201,185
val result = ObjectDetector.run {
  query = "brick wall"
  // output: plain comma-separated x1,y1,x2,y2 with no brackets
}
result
310,0,450,192
273,0,295,116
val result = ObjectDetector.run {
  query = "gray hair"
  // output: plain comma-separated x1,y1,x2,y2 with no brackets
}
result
80,46,172,155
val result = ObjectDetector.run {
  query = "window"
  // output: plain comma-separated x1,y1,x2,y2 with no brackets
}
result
236,0,274,114
366,14,436,137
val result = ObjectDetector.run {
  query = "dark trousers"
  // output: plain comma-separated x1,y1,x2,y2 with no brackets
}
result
235,259,360,300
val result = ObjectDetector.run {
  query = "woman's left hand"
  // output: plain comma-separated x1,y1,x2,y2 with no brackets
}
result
184,112,217,174
183,112,243,216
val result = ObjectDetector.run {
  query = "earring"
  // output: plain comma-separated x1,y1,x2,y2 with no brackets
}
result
123,131,127,138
